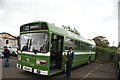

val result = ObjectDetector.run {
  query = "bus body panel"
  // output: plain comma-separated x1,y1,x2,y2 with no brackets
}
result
17,51,95,75
17,21,96,76
72,52,95,67
62,52,95,68
17,52,50,75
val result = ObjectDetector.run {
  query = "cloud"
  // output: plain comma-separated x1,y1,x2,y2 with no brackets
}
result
0,0,118,46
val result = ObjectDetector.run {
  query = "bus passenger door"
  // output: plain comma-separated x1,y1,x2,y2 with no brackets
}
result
50,34,63,71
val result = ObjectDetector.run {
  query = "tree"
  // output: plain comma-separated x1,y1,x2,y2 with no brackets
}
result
67,26,70,31
62,25,80,36
93,36,109,48
93,36,117,62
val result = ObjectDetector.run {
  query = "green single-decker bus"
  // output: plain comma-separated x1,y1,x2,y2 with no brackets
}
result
17,21,96,76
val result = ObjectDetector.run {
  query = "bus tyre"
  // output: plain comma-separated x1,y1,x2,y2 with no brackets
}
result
87,57,91,64
117,62,120,79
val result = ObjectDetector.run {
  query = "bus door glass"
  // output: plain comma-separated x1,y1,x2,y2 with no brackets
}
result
50,34,63,71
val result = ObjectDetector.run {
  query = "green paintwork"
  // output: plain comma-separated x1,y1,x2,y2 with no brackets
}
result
18,21,96,76
17,53,50,71
62,53,95,68
48,23,95,45
49,70,63,76
17,52,95,75
20,21,95,45
20,21,47,27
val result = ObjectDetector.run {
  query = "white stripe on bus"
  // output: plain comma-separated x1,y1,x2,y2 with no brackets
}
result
62,52,95,55
18,51,95,56
18,51,50,56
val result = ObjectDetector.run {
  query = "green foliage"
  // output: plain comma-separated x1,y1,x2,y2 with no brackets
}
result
103,39,110,46
108,46,117,54
93,36,110,47
96,46,107,54
62,25,80,36
97,36,106,41
96,42,108,48
95,46,117,54
93,36,117,62
94,36,117,54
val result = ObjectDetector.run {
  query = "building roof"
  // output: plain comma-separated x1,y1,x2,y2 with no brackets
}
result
0,32,18,40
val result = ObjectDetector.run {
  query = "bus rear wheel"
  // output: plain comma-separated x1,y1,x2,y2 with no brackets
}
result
117,69,120,79
117,62,120,79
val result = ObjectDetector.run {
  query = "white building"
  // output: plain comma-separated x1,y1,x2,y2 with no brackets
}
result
0,32,18,47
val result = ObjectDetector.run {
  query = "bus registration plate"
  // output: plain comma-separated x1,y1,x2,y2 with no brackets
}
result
23,66,32,72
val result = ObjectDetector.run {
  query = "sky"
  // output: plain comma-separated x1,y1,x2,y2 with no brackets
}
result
0,0,118,46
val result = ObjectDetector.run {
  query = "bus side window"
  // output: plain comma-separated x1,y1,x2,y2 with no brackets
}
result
64,38,75,50
74,40,80,50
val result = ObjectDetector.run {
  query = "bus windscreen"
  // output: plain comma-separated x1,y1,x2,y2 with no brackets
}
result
20,33,49,53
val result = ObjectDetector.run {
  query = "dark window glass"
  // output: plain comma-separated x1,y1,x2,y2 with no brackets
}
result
80,42,95,51
30,23,41,30
41,22,48,30
91,45,95,51
75,40,80,50
20,22,48,32
86,43,90,50
65,38,75,50
89,44,92,51
6,40,9,44
20,26,24,32
80,42,86,50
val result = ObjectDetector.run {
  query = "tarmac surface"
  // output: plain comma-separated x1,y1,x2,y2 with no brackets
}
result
1,57,117,79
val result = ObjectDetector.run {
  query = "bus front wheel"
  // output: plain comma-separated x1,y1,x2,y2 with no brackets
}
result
87,56,91,64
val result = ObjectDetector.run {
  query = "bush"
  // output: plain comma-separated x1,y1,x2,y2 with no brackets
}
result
95,46,117,61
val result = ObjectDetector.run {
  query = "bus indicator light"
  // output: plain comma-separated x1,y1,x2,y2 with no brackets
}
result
64,53,67,55
18,56,21,60
36,59,46,65
40,61,46,64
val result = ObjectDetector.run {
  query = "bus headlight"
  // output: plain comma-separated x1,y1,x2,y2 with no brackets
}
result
36,59,47,65
18,56,21,60
36,59,40,64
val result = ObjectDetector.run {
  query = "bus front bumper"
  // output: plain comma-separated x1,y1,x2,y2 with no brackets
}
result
17,63,48,75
